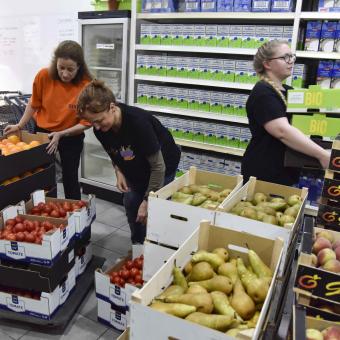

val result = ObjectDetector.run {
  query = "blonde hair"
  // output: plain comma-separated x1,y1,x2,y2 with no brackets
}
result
77,79,116,116
254,39,290,106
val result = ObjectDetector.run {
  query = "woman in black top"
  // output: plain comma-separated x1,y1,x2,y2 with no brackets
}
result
77,80,181,244
242,39,330,186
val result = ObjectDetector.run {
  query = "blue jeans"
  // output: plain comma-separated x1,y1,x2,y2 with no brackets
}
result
123,172,176,244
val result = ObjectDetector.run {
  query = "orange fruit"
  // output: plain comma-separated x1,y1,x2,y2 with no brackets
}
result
1,139,10,145
16,142,27,148
10,176,21,183
22,144,32,150
1,179,12,186
7,135,20,144
29,140,41,147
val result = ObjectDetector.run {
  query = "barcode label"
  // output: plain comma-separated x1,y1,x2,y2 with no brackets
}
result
202,2,215,9
272,1,290,9
253,1,269,8
186,3,199,10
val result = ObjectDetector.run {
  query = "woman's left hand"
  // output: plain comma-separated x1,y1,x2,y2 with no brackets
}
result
46,131,62,154
136,200,148,225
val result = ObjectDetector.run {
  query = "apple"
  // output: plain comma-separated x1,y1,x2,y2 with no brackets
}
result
316,230,334,244
318,248,336,266
334,247,340,261
322,326,340,340
306,328,324,340
322,259,340,273
313,237,332,255
311,253,318,266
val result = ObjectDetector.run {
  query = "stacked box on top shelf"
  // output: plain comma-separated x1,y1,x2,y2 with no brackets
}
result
143,166,242,281
130,222,284,340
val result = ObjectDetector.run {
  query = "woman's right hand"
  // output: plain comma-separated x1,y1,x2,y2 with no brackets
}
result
116,169,129,193
4,124,20,135
319,150,331,169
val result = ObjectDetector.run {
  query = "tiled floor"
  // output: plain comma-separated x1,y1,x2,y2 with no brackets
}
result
0,184,130,340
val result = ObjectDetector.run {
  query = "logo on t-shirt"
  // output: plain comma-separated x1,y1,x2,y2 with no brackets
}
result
119,145,135,161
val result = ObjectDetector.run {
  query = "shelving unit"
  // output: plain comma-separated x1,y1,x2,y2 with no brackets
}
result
296,51,340,59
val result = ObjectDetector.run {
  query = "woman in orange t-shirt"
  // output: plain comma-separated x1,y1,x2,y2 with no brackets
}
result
5,40,92,199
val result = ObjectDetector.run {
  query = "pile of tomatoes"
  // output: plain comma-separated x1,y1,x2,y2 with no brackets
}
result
0,216,65,244
109,255,144,288
0,285,41,300
29,200,87,218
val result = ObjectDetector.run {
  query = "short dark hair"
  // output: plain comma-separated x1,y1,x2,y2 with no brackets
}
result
49,40,92,84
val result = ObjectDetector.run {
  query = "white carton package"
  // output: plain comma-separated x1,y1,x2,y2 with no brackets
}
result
75,242,93,278
97,298,128,331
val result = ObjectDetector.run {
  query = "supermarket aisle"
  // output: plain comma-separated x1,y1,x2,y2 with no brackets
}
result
0,185,130,340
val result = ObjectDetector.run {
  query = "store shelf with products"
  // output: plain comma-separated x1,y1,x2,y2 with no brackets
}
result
300,12,340,20
296,50,340,59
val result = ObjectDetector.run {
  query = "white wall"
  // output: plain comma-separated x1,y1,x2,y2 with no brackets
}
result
0,0,94,92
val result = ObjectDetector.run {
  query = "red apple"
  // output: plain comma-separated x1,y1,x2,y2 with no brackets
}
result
322,259,340,273
332,240,340,250
322,326,340,340
334,247,340,261
313,237,332,254
317,248,336,266
316,230,334,243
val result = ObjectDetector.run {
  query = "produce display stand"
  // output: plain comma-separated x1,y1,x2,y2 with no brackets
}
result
0,255,105,334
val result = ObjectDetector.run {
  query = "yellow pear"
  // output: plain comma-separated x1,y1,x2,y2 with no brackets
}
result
150,301,196,318
185,312,234,331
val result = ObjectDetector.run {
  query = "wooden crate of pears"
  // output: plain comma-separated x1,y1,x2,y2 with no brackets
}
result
129,222,284,340
147,166,243,248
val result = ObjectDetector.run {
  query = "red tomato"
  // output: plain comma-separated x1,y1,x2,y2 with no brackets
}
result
50,210,60,218
43,205,52,214
15,216,23,223
130,267,139,278
15,232,25,242
125,260,134,270
58,208,66,218
24,221,35,232
6,233,16,241
71,203,81,211
121,265,127,271
25,233,35,243
134,258,144,270
111,276,121,285
41,221,53,231
5,219,16,226
34,237,42,244
121,269,130,280
118,277,125,288
62,202,71,212
110,271,119,278
33,220,40,229
135,274,143,285
37,202,45,211
14,223,25,233
126,277,135,284
30,207,40,214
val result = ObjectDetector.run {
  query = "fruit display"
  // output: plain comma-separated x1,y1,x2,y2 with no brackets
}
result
227,193,303,226
0,135,41,156
306,326,340,340
149,247,272,335
311,230,340,273
0,216,65,244
108,255,144,288
0,285,41,300
28,200,87,218
171,184,233,210
0,166,45,186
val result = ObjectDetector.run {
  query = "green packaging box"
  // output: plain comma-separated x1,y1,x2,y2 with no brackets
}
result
188,90,200,111
140,24,151,44
229,25,243,48
241,25,256,49
160,24,173,45
204,25,217,47
209,59,224,81
216,25,230,48
172,25,183,46
182,25,195,46
210,92,223,114
187,57,201,79
194,25,206,46
221,93,235,115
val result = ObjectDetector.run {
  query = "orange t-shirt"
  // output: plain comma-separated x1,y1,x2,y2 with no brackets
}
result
30,68,91,131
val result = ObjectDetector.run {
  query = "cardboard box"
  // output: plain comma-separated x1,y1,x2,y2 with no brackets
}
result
130,222,284,340
117,328,129,340
147,166,243,248
0,131,53,183
24,190,96,237
95,256,139,311
97,297,128,331
142,241,176,282
215,177,308,273
0,163,55,211
75,242,93,279
0,205,76,265
0,265,76,320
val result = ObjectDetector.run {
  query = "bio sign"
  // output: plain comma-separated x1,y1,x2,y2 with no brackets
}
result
295,264,340,304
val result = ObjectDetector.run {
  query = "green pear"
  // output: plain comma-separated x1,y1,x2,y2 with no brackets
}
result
150,301,196,318
187,262,215,282
165,293,213,314
237,258,270,303
199,200,219,210
210,291,242,321
256,202,276,216
191,252,224,270
247,311,260,328
262,214,278,225
279,214,295,226
197,186,212,196
172,266,188,291
212,248,229,262
219,188,232,198
185,312,234,331
287,194,302,206
276,211,284,221
171,192,193,205
188,184,200,193
230,279,256,321
284,206,298,218
207,191,220,202
184,261,192,275
240,207,258,220
217,260,238,285
178,186,192,194
187,285,208,294
256,211,267,221
156,285,185,301
248,250,272,278
191,193,207,206
267,201,287,211
253,192,267,205
189,275,233,294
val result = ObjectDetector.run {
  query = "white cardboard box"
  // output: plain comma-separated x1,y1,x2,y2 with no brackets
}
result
75,242,93,278
215,176,308,274
147,166,243,248
130,222,284,340
0,205,75,265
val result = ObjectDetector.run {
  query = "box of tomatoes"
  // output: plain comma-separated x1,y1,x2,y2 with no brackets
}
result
0,204,75,266
95,254,144,312
24,190,96,237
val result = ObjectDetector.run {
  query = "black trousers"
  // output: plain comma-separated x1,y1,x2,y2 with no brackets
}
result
35,127,84,200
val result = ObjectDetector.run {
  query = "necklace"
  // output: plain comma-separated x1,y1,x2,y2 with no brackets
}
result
260,76,287,107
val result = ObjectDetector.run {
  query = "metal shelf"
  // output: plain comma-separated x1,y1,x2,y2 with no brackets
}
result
135,44,258,55
137,12,296,20
134,74,254,90
304,204,318,217
296,50,340,60
175,138,245,156
89,66,122,71
134,103,249,124
300,12,340,20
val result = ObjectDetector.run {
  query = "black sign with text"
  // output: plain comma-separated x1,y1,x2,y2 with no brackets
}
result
329,149,340,173
317,204,340,230
295,264,340,304
322,178,340,203
304,304,340,322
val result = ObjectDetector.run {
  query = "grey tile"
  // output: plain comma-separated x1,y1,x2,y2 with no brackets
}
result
91,220,118,242
117,223,131,234
92,244,122,271
0,329,14,340
0,319,32,340
78,289,98,323
94,198,115,216
94,229,131,256
95,206,127,229
20,314,107,340
98,328,122,340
